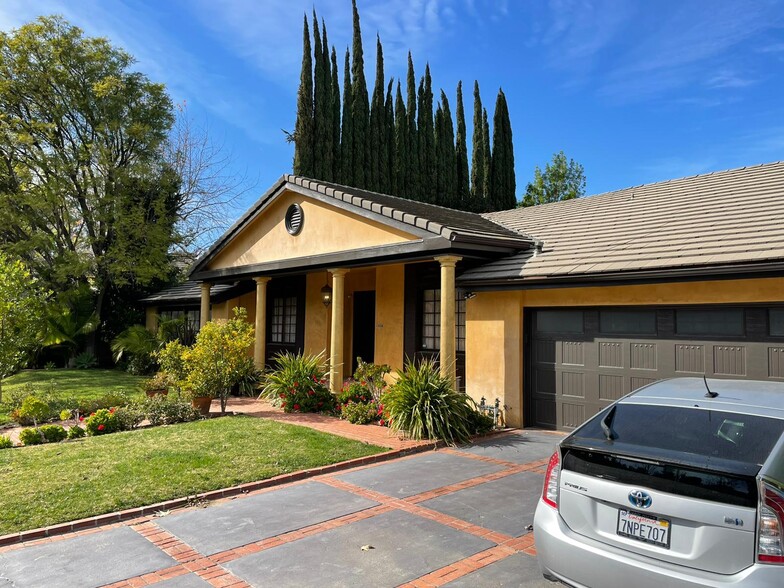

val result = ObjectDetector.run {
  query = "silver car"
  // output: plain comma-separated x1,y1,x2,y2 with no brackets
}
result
533,378,784,587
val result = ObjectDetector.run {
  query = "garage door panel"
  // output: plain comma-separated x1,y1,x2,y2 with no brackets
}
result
561,372,584,398
713,345,746,376
630,343,657,370
562,341,585,366
598,374,626,402
675,344,705,373
769,347,784,379
599,342,623,368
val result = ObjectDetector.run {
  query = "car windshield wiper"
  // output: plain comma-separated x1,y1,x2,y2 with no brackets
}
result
601,406,617,441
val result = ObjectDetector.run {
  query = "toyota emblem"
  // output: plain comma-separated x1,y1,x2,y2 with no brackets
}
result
628,490,652,509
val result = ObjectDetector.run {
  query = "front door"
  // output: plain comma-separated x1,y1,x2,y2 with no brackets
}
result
352,291,376,373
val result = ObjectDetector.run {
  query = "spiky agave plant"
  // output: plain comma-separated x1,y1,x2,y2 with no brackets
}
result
384,358,475,446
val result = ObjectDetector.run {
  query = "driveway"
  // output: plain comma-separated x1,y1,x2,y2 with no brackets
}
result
0,430,559,588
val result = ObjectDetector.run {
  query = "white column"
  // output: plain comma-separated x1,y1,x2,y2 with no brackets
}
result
435,255,462,382
253,277,271,368
328,268,349,393
199,282,211,329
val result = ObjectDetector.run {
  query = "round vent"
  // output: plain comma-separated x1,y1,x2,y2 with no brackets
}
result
285,203,303,235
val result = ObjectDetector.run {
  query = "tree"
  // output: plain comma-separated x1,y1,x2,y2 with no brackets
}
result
455,81,470,210
393,82,408,197
312,14,328,182
340,48,353,185
350,0,370,189
0,16,178,354
488,88,516,211
0,254,46,400
330,46,341,181
435,91,456,206
369,35,385,192
522,151,586,207
293,14,314,176
406,53,418,198
470,81,487,211
417,65,436,203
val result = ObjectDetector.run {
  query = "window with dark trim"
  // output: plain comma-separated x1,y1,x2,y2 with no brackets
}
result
159,309,200,331
420,289,466,351
536,310,584,334
599,310,657,335
271,296,297,344
675,308,744,337
771,309,784,337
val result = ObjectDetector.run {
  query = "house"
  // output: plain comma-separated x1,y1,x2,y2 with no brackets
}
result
142,161,784,431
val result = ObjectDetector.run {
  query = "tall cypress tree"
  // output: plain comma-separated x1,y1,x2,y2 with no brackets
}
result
470,81,485,210
312,14,327,181
489,88,516,210
482,107,491,210
406,53,418,199
330,46,341,181
455,81,469,210
435,91,456,207
319,18,334,182
369,35,385,191
350,0,370,188
293,14,314,177
382,79,394,194
417,64,436,203
340,48,353,185
393,81,407,197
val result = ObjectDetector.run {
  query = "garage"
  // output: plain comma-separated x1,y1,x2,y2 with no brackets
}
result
526,305,784,430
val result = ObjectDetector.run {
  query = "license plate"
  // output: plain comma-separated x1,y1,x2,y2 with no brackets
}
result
617,509,670,548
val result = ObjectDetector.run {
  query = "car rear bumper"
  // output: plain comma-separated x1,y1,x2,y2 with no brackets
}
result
533,500,780,588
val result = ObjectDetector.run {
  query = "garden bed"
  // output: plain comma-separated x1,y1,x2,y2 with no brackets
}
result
0,416,385,534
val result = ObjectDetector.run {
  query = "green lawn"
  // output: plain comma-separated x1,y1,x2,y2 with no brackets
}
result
0,369,145,426
0,416,385,534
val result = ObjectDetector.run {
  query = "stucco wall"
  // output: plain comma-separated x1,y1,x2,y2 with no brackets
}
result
207,191,417,270
374,264,406,372
466,276,784,429
304,273,331,358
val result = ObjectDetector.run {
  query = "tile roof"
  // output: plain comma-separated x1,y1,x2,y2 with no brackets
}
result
460,161,784,285
140,282,237,304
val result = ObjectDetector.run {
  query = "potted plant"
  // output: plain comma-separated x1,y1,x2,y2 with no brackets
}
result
142,372,170,398
185,386,214,415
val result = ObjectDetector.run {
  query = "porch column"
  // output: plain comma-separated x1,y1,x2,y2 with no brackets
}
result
328,268,349,393
199,282,211,329
253,277,271,368
435,255,462,383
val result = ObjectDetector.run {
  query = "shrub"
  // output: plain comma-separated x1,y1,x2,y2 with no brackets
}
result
466,409,496,435
260,352,334,413
73,352,97,369
156,340,188,389
341,400,382,425
19,428,45,445
144,395,201,426
13,395,51,425
39,424,67,443
59,408,72,421
67,425,85,439
84,408,119,436
384,358,475,446
77,390,133,415
0,435,13,449
142,372,170,393
353,359,391,400
114,404,146,430
337,381,373,406
7,382,77,423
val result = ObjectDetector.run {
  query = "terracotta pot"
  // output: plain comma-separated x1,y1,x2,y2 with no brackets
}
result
145,389,169,398
191,396,213,415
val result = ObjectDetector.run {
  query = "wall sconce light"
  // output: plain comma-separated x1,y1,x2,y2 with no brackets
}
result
464,291,477,299
321,283,333,307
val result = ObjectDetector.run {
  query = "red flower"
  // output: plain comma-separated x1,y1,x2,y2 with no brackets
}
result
79,416,84,422
109,407,115,413
90,412,95,417
307,390,314,396
379,420,385,426
293,404,300,411
293,381,299,387
97,424,105,431
279,393,285,398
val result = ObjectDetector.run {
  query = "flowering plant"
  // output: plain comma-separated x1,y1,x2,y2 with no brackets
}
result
260,352,335,413
84,408,119,436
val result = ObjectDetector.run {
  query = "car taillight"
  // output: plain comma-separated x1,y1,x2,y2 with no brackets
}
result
758,482,784,564
542,450,561,509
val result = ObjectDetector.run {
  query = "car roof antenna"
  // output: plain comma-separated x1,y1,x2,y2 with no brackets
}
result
703,375,718,398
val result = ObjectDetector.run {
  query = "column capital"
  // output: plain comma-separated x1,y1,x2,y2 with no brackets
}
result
434,255,462,268
253,276,272,285
327,268,350,278
200,281,212,290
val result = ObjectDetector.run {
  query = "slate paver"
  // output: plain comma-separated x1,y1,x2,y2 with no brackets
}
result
149,573,214,587
443,552,552,587
0,526,176,588
419,471,543,536
155,481,378,555
455,431,559,464
336,451,505,498
225,509,495,588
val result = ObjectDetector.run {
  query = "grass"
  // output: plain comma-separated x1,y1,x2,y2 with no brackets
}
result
0,416,386,535
0,369,145,426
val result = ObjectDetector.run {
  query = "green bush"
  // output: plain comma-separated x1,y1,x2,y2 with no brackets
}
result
7,383,77,423
260,352,335,413
19,428,45,445
466,409,496,435
84,408,119,436
337,381,373,406
353,358,391,400
39,424,67,443
12,395,51,425
59,408,72,421
0,435,13,449
67,425,85,439
341,400,382,425
73,352,97,369
144,395,201,426
384,358,475,446
114,404,146,430
77,390,133,415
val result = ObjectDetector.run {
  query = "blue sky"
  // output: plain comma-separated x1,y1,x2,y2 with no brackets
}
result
2,0,783,217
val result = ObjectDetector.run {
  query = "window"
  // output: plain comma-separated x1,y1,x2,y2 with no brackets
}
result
271,296,297,344
536,310,584,334
675,308,744,337
599,310,657,335
771,309,784,337
420,289,467,351
159,309,200,331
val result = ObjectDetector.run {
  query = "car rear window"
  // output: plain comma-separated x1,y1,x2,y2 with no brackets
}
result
569,404,784,469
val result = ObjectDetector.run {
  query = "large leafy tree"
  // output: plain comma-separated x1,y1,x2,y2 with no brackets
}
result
522,150,586,207
0,16,180,352
0,253,46,400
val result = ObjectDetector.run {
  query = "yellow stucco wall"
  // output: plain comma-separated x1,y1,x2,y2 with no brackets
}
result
145,307,158,333
207,191,418,270
466,276,784,428
304,272,331,358
374,264,406,372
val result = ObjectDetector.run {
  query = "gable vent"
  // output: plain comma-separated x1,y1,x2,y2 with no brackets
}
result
285,203,304,235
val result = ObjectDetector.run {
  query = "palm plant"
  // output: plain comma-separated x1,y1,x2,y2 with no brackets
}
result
39,285,98,366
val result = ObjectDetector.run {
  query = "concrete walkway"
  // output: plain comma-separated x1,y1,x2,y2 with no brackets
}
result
0,430,562,588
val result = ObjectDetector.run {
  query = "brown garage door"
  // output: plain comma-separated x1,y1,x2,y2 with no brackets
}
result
527,306,784,431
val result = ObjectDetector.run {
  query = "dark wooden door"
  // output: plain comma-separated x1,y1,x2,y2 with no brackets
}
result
352,291,376,373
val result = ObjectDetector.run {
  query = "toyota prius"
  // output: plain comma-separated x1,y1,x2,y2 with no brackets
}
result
533,378,784,587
